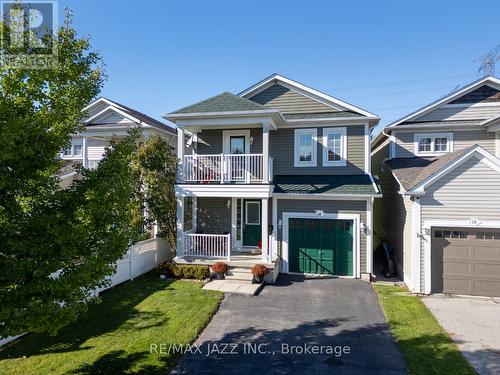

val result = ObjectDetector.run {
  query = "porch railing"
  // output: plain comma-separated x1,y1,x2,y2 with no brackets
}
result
183,154,272,183
87,159,100,170
183,233,230,259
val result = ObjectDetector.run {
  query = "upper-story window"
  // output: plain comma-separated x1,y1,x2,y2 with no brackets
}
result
322,127,347,166
61,140,83,158
294,128,317,167
414,132,453,156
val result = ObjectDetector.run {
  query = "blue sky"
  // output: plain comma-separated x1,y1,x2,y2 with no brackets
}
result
61,0,499,134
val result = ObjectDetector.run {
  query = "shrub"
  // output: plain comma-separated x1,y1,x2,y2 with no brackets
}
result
161,262,210,280
251,264,269,277
211,262,229,274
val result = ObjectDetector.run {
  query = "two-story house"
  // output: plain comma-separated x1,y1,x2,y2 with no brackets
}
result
372,76,500,297
58,97,176,187
166,74,381,282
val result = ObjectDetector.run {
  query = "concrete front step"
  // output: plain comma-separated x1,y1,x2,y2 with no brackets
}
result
225,271,254,281
202,280,263,295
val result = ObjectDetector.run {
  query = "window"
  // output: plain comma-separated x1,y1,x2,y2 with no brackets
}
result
434,137,448,152
245,201,260,225
61,140,83,158
434,230,468,239
418,138,432,152
294,128,317,167
322,127,347,166
62,146,72,156
414,133,453,155
73,144,83,156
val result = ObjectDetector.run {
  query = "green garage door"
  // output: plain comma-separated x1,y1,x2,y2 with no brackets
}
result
288,218,353,276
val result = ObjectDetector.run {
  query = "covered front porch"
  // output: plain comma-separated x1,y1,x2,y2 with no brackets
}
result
175,195,275,263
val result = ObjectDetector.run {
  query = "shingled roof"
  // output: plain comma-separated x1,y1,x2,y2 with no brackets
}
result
170,92,269,114
273,174,379,195
104,98,176,133
385,145,476,191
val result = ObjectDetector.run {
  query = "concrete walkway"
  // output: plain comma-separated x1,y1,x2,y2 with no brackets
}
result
173,275,407,374
423,294,500,375
202,280,262,295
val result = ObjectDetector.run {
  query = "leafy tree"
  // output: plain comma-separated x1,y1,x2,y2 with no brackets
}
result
133,136,177,248
0,14,116,336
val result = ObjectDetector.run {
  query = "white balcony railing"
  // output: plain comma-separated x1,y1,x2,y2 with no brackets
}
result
183,233,230,259
183,154,272,183
87,159,100,170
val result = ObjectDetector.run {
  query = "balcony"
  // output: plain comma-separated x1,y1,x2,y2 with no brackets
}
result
181,154,273,183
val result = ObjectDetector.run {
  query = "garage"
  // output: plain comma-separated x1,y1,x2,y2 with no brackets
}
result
288,218,354,276
431,228,500,297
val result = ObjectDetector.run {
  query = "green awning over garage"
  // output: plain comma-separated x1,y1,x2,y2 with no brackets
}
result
273,175,380,195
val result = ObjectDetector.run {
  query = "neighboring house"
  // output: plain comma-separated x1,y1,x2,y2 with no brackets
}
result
166,74,381,281
372,76,500,297
58,97,176,181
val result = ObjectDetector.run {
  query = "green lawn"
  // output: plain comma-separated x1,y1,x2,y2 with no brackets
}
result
373,284,475,375
0,272,222,374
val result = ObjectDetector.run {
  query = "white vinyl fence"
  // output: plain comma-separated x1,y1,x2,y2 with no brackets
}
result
91,238,172,296
0,238,171,347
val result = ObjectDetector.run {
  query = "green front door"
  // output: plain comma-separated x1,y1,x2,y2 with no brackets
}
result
243,200,261,246
288,218,353,276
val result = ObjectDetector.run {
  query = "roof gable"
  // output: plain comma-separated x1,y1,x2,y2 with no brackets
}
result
82,97,174,133
387,76,500,128
387,145,500,193
449,85,500,104
239,74,379,120
169,92,268,114
249,82,342,114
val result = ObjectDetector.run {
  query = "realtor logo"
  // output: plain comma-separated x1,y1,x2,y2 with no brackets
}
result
0,0,58,69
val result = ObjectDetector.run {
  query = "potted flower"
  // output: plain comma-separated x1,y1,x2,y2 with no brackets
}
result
251,264,269,284
211,262,229,280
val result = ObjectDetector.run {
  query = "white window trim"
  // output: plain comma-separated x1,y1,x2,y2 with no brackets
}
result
294,128,317,167
322,127,347,167
61,139,83,158
222,130,250,154
413,132,453,156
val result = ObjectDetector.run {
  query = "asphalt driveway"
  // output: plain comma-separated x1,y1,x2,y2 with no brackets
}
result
423,294,500,375
173,275,406,374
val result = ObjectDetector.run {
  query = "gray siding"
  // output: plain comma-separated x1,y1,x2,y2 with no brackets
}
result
250,83,335,114
196,198,231,234
394,129,496,158
421,156,500,221
372,143,411,278
276,199,367,273
454,129,496,154
270,125,366,175
417,105,500,122
394,132,415,158
196,128,263,154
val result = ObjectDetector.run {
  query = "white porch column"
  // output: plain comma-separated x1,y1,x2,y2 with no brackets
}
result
176,192,185,257
82,136,88,168
177,127,185,182
366,198,373,275
262,122,270,183
261,198,269,262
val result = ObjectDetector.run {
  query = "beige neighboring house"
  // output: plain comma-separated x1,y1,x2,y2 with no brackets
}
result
57,97,176,186
372,75,500,297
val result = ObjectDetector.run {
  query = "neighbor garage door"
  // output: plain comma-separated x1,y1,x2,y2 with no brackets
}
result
288,218,353,276
431,228,500,297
